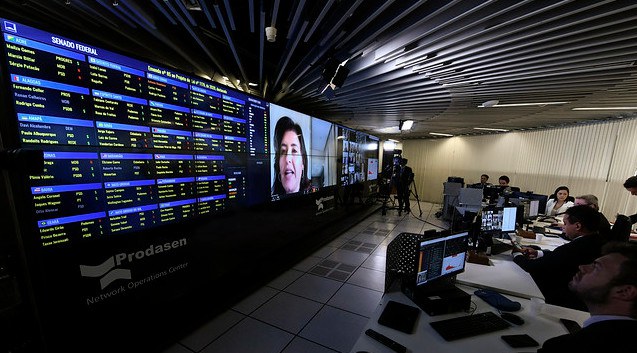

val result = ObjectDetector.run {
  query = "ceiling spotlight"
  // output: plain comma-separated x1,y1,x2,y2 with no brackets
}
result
478,100,499,108
399,120,414,131
265,26,277,42
112,0,119,6
65,0,70,4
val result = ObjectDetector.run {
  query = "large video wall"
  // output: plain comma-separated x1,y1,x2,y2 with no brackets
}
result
0,18,378,249
0,18,379,351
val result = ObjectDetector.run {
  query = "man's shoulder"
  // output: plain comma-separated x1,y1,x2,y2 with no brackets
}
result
540,320,637,352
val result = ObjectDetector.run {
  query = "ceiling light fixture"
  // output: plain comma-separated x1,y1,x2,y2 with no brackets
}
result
478,100,499,108
248,82,258,87
429,132,453,137
112,0,118,6
571,107,637,111
473,127,509,132
480,101,569,108
399,120,414,131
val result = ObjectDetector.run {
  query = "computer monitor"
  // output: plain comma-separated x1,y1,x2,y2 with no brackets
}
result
512,192,549,215
482,185,504,204
415,232,469,287
458,188,483,206
528,200,540,217
480,206,517,233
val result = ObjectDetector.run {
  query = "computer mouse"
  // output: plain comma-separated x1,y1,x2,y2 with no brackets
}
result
500,312,524,325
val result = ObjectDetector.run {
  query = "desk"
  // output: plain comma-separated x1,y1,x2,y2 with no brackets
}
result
350,285,589,353
456,232,568,299
456,254,545,299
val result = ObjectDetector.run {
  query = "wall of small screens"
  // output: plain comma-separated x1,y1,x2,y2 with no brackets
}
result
0,18,379,249
0,18,379,350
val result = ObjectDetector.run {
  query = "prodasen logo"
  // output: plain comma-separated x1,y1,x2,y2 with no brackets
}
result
79,238,187,289
315,195,334,212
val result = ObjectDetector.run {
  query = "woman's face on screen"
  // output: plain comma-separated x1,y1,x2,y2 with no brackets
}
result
278,130,304,193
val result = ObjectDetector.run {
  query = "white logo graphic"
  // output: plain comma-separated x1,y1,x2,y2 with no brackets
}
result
315,195,334,213
80,257,131,290
3,21,17,33
79,238,187,289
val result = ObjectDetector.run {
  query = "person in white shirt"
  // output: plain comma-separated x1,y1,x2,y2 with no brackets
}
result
545,185,575,216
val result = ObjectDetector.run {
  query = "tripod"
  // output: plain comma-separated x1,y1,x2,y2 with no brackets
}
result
408,179,423,217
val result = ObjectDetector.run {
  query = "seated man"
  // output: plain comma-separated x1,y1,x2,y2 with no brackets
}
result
512,205,606,311
538,242,637,353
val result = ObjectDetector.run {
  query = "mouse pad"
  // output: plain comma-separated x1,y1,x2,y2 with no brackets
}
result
377,300,420,334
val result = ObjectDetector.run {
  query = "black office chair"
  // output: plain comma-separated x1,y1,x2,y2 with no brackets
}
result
608,215,632,242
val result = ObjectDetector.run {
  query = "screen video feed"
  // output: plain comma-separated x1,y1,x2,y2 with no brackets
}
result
367,158,378,181
310,118,338,190
481,206,517,233
269,104,313,199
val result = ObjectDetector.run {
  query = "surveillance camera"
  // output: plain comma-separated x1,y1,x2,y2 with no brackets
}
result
265,26,277,42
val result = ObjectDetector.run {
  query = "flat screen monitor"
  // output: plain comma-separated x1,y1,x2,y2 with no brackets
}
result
528,199,540,217
481,206,517,232
512,192,549,215
415,232,469,287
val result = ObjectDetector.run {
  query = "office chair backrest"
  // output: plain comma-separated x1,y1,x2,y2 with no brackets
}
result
609,215,632,242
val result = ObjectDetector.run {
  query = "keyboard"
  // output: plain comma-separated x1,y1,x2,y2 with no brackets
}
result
430,311,511,341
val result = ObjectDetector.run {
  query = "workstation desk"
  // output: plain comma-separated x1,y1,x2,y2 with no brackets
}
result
350,283,589,353
351,228,577,353
456,232,568,299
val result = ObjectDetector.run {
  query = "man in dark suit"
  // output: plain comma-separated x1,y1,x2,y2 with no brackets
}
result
512,205,606,311
396,158,413,215
538,242,637,353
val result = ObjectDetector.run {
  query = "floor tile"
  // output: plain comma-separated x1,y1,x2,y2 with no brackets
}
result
161,343,193,353
281,337,339,353
346,267,385,292
284,273,343,303
251,292,323,333
292,256,323,272
325,248,369,267
361,254,386,272
200,317,293,353
268,269,304,290
233,286,280,315
179,310,245,352
327,283,383,317
299,306,369,353
312,246,338,258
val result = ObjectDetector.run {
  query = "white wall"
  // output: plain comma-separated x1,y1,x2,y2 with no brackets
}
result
401,118,637,218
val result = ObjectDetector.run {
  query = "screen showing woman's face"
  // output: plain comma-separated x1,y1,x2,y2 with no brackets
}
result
278,130,304,193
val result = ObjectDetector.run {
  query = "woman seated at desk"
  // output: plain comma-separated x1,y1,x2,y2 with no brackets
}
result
545,186,575,216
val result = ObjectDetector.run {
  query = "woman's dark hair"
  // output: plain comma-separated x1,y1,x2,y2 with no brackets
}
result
549,185,570,200
271,116,310,195
498,175,509,184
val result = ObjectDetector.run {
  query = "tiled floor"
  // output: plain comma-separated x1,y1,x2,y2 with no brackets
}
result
162,201,447,353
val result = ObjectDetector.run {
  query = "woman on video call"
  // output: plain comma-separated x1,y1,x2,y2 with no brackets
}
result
271,116,311,195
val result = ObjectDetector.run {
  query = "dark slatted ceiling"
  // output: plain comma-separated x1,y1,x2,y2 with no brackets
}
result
1,0,636,139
